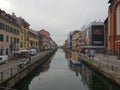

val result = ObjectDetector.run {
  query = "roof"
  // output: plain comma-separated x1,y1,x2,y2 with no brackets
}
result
0,9,20,27
38,29,50,35
29,29,38,36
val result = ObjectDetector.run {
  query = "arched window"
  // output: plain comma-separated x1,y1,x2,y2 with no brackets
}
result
116,3,120,35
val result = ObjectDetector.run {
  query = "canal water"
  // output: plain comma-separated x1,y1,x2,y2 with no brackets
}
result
13,49,120,90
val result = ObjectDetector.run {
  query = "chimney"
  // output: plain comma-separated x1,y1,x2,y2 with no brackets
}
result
12,12,16,17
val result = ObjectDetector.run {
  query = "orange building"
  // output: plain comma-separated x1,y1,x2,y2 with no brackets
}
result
107,0,120,55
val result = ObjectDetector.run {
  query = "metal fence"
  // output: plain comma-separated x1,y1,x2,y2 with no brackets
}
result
0,62,29,82
0,51,47,83
79,55,120,75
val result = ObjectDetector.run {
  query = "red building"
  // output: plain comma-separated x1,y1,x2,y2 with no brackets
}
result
38,29,50,39
107,0,120,55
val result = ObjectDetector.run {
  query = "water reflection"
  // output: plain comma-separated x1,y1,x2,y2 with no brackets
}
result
65,51,120,90
13,54,54,90
13,50,120,90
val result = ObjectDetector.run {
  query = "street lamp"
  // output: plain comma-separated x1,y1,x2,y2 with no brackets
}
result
28,43,31,64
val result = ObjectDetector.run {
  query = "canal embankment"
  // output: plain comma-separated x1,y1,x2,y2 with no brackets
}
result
64,48,120,86
0,48,57,88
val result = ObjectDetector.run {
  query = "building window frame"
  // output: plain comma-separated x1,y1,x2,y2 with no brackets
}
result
0,34,4,42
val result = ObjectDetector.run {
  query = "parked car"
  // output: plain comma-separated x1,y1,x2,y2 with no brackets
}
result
0,55,8,64
30,49,37,56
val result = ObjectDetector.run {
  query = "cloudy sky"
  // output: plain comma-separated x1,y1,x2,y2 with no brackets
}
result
0,0,109,45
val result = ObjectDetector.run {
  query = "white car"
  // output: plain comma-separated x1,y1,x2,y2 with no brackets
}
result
30,49,37,56
0,55,8,64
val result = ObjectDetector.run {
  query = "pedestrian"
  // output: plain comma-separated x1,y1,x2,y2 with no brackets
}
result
29,56,31,64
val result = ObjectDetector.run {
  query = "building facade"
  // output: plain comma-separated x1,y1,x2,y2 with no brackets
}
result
68,32,72,48
72,30,81,51
38,29,57,50
0,9,20,55
107,0,120,55
81,22,105,56
38,29,50,38
29,29,39,50
12,13,30,50
38,29,50,50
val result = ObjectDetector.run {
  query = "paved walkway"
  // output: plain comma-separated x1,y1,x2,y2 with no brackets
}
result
0,51,47,72
95,54,120,67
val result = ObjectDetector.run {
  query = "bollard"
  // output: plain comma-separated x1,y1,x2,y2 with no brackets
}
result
111,65,113,71
11,68,13,76
18,65,20,72
1,72,3,81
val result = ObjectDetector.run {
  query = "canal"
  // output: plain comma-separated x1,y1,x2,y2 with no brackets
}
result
13,49,120,90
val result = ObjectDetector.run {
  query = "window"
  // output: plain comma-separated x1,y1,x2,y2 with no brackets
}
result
8,26,10,32
10,27,13,33
0,22,5,30
21,35,23,41
11,37,13,43
0,49,3,55
20,42,23,48
6,25,9,32
14,29,16,34
0,34,4,41
116,3,120,35
17,38,19,43
17,30,19,35
14,38,16,43
6,36,9,42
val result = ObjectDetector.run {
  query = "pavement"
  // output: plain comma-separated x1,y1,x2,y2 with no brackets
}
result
95,54,120,67
0,51,48,72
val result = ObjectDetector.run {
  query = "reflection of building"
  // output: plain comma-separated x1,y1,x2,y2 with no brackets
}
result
81,22,104,56
107,0,120,55
0,9,20,55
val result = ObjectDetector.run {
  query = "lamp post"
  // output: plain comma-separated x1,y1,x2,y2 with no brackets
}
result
28,44,31,64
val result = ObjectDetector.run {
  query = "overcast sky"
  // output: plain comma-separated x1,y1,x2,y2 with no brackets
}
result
0,0,109,45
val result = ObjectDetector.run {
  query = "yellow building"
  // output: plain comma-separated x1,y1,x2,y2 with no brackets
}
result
12,13,30,50
72,30,81,51
29,29,39,50
0,10,20,55
42,36,50,50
